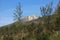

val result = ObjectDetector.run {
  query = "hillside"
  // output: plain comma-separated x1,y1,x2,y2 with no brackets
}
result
0,18,41,40
0,14,60,40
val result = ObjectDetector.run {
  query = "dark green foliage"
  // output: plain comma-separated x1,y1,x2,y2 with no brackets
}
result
3,36,13,40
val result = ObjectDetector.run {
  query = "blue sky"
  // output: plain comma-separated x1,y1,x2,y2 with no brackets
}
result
0,0,59,26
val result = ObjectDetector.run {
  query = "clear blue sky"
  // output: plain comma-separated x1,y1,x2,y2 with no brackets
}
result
0,0,59,26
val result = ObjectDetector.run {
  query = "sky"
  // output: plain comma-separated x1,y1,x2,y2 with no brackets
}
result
0,0,59,26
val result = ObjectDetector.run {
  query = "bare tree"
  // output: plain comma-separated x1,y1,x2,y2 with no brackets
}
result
40,2,53,28
13,2,23,40
13,2,22,22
